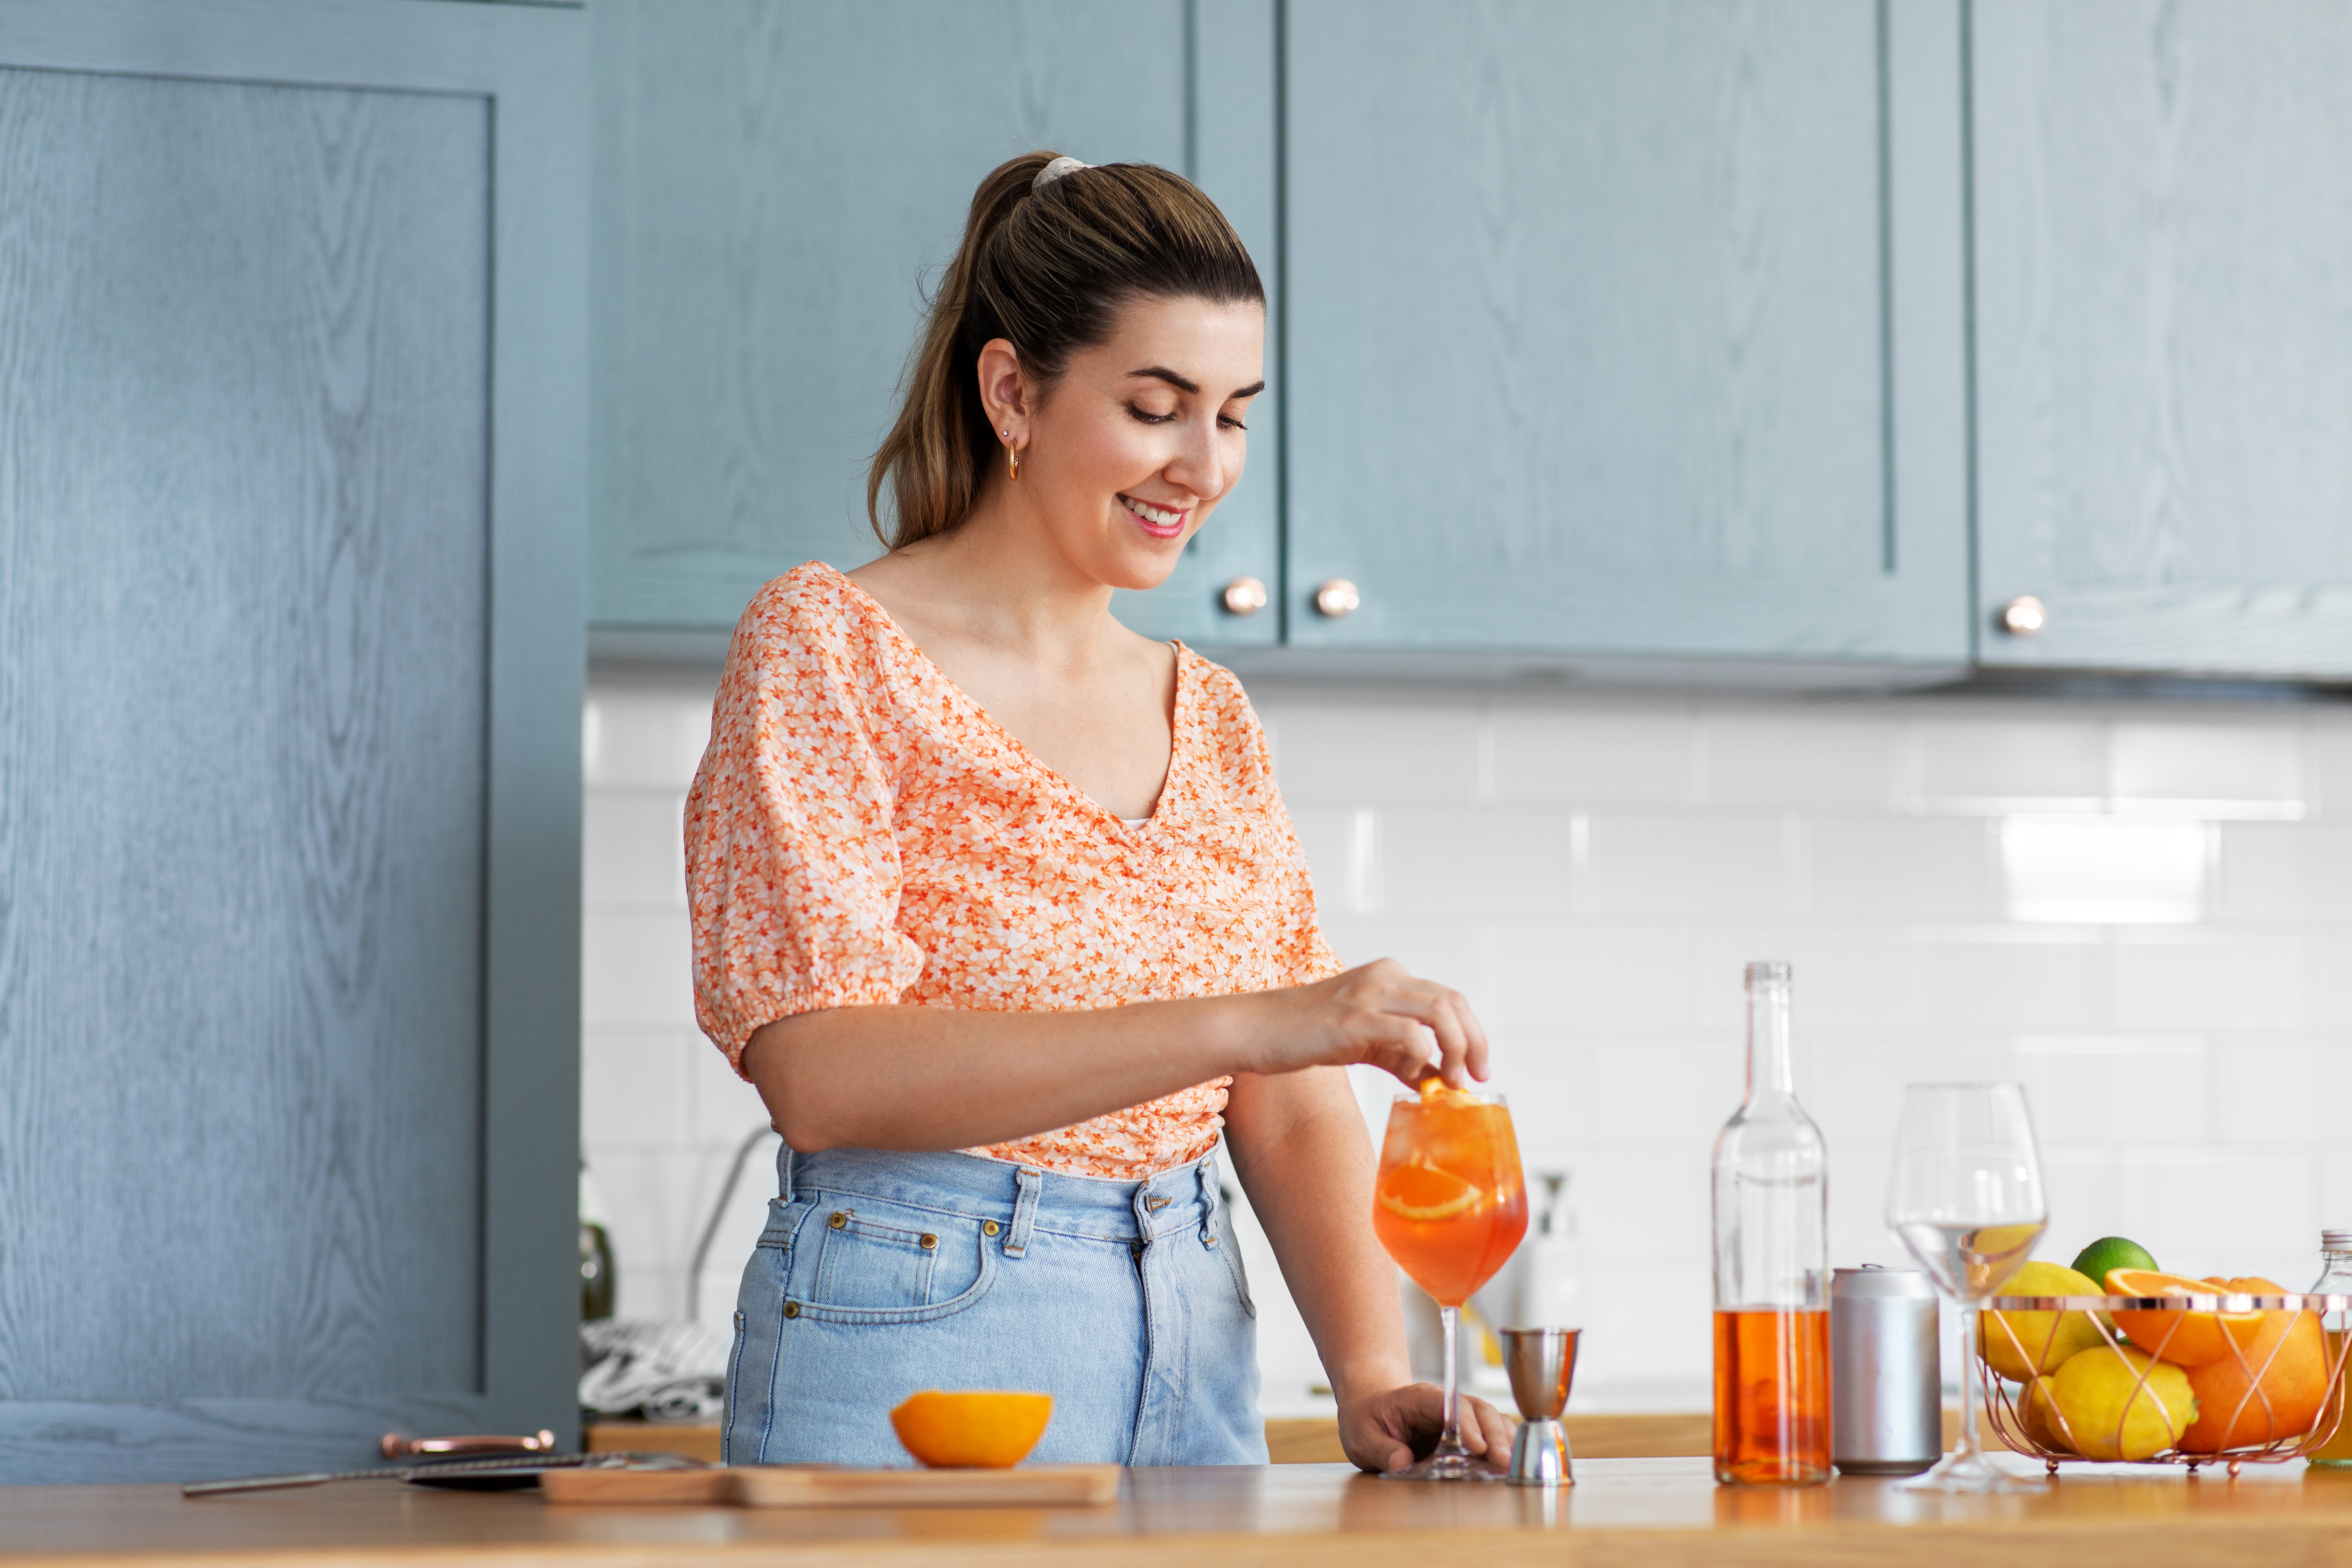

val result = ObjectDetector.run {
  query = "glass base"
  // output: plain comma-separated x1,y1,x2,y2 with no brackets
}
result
1897,1450,2047,1494
1383,1441,1506,1482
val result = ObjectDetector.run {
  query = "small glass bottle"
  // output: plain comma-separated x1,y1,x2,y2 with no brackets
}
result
2307,1229,2352,1467
1710,961,1832,1485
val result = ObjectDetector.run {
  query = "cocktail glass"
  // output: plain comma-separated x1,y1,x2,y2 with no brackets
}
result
1373,1085,1530,1480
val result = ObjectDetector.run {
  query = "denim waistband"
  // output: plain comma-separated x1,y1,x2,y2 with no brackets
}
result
775,1143,1225,1250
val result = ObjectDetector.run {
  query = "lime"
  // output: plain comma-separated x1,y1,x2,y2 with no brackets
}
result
1980,1260,2104,1381
2071,1236,2158,1284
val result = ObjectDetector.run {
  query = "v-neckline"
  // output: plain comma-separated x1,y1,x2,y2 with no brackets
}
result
817,562,1190,835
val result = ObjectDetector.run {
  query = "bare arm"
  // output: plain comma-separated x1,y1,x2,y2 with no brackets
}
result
1223,1068,1516,1473
739,958,1488,1155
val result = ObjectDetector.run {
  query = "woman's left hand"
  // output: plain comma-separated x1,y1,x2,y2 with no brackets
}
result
1336,1382,1519,1474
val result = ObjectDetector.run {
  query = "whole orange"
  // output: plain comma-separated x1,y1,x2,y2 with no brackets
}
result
2177,1279,2327,1454
889,1390,1054,1468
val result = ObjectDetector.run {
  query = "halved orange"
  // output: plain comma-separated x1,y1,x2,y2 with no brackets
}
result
1376,1152,1484,1222
889,1390,1053,1469
2106,1269,2264,1368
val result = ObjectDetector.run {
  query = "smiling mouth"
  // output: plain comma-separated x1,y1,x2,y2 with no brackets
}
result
1120,494,1189,537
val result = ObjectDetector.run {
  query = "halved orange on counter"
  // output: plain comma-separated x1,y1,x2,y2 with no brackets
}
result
1376,1151,1484,1222
2105,1269,2264,1367
890,1391,1054,1469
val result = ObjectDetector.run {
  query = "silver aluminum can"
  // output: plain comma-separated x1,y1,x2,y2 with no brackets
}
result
1831,1265,1940,1475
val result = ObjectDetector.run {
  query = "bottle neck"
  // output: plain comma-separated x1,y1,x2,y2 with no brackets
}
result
1745,975,1795,1102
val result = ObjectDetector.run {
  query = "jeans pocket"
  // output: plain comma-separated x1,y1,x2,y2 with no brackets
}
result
791,1216,998,1326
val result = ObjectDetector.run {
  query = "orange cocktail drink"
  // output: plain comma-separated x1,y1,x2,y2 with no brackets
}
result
1372,1081,1528,1480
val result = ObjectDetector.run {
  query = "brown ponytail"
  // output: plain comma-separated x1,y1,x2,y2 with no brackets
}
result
866,151,1263,549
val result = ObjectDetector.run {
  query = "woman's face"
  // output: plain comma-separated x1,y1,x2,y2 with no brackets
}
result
992,294,1265,592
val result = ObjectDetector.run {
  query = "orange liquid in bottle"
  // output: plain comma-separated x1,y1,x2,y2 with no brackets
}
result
2314,1329,2352,1466
1713,1308,1832,1485
1372,1099,1528,1306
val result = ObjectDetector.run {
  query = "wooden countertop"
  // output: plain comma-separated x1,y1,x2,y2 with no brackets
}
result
12,1457,2352,1567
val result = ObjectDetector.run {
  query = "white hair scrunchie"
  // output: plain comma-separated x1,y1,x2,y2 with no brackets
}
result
1032,156,1089,193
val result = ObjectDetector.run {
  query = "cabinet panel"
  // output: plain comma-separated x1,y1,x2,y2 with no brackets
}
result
0,0,584,1482
592,0,1279,646
1972,0,2352,675
1281,0,1967,665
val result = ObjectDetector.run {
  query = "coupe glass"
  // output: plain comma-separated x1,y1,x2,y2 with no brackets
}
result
1884,1081,2050,1493
1372,1087,1528,1479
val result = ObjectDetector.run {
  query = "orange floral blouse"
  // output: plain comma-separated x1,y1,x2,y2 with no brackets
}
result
684,562,1341,1179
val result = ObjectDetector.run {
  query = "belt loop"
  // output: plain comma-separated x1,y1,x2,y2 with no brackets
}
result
1197,1151,1221,1247
1003,1166,1043,1259
776,1138,797,1206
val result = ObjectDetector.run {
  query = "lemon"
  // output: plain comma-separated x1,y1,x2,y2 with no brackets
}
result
1980,1260,2106,1381
2047,1343,2197,1461
2018,1376,2074,1454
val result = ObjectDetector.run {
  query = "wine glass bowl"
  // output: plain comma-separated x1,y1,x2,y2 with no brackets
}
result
1373,1086,1528,1481
1885,1082,2050,1494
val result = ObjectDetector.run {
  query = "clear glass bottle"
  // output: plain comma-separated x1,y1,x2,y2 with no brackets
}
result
2307,1229,2352,1466
1710,961,1831,1485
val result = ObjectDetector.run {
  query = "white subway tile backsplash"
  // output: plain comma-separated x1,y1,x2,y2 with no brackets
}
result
1804,816,1997,920
582,791,688,910
1487,703,1700,807
1910,711,2108,802
581,674,2352,1412
582,908,699,1030
1248,692,1479,805
2112,932,2307,1031
1483,923,1697,1031
584,685,715,790
1581,811,1791,917
1378,806,1575,918
581,1030,693,1152
2109,720,2305,806
1913,930,2111,1032
1700,711,1904,810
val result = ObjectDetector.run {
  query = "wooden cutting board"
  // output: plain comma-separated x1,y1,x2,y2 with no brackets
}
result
541,1463,1122,1508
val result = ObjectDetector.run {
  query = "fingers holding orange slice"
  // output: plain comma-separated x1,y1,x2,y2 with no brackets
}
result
2105,1268,2265,1367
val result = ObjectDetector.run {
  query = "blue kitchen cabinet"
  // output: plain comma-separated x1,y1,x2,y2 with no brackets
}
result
591,0,1283,648
1971,0,2352,677
0,0,583,1481
1276,0,1970,673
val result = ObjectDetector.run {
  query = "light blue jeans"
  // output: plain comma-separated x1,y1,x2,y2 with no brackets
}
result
723,1143,1266,1468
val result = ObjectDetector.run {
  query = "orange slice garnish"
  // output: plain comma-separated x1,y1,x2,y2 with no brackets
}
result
1376,1152,1483,1221
1416,1076,1477,1107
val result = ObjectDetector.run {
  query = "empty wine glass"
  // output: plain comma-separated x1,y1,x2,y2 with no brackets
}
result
1885,1082,2049,1494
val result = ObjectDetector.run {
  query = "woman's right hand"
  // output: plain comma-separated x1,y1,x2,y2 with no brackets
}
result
1241,959,1490,1089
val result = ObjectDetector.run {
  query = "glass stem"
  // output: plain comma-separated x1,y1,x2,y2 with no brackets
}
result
1955,1304,1985,1464
1439,1304,1464,1452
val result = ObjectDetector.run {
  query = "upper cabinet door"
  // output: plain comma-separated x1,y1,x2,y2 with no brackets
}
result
1280,0,1969,667
592,0,1281,646
1972,1,2352,677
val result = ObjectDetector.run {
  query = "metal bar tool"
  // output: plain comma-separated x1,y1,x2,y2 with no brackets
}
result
1498,1327,1577,1487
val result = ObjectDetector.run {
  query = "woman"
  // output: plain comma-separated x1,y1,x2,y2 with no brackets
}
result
686,152,1512,1472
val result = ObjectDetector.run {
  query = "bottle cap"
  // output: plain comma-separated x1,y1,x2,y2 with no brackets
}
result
2323,1229,2352,1250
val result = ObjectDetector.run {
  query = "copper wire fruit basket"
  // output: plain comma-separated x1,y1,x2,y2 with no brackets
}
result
1978,1290,2352,1476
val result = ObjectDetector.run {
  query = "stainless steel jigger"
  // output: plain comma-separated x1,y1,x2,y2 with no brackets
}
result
1498,1327,1577,1487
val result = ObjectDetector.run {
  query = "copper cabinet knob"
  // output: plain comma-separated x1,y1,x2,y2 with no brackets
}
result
1220,575,1268,616
1997,595,2047,637
1313,578,1360,618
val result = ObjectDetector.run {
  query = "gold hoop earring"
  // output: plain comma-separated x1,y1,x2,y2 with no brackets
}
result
1007,441,1020,482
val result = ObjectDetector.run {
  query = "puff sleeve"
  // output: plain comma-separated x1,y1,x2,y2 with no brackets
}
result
684,582,927,1072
